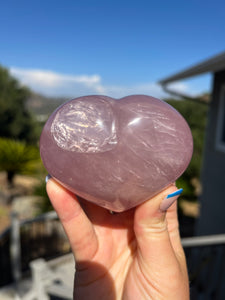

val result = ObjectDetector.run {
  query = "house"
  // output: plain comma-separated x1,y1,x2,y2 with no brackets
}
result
159,51,225,236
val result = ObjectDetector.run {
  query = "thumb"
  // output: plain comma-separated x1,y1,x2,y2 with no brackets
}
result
134,185,182,269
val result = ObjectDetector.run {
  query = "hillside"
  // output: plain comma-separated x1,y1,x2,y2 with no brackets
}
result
26,92,70,116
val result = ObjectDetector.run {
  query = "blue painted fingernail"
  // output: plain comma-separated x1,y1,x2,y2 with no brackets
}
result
166,189,183,199
160,188,183,212
45,174,52,183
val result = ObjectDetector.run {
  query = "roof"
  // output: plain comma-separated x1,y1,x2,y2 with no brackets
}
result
159,51,225,85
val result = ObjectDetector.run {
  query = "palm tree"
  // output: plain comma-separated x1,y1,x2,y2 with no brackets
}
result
0,138,40,186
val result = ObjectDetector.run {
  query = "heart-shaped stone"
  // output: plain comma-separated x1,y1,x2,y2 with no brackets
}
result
40,95,193,212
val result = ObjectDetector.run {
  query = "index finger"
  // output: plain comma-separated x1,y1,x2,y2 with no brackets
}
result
46,178,98,261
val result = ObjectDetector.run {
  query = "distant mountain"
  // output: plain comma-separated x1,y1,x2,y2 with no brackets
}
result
26,92,70,116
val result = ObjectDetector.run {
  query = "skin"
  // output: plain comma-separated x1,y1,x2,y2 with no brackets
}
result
47,179,189,300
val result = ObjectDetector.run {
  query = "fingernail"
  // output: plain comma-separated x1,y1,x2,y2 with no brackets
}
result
45,174,52,183
160,188,183,212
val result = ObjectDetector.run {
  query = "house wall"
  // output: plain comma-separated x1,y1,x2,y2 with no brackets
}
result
196,69,225,235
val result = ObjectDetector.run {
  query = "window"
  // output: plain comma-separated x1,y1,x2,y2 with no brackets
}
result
216,84,225,152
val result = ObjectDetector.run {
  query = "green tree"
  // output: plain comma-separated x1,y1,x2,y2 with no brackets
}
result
0,65,38,143
0,138,40,186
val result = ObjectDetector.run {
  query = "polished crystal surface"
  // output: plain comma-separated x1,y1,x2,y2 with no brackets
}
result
40,95,193,212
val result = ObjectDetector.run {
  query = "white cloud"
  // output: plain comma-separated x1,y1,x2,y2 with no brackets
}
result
103,82,168,99
9,67,198,99
166,80,208,97
10,67,105,96
167,82,190,93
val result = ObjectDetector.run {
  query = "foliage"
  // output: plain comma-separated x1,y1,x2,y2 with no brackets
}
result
0,138,40,185
0,65,38,143
166,98,208,200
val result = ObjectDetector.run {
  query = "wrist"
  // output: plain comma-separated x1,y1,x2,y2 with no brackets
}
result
74,268,117,300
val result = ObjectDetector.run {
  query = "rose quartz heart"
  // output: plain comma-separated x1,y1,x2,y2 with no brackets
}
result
40,95,193,212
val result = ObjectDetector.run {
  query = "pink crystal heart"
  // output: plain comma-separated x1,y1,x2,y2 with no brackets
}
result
40,95,193,212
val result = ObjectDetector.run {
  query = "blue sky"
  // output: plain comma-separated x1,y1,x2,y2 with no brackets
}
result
1,0,225,98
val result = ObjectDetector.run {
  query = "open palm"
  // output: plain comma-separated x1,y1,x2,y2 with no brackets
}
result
47,179,189,300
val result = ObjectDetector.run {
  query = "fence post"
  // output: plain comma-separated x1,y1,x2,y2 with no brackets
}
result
29,259,50,300
10,211,22,284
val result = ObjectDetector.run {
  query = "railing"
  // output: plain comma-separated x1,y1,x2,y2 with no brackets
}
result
182,234,225,300
0,211,71,287
1,212,225,299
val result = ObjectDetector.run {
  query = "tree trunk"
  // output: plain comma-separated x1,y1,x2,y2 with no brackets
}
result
7,170,15,187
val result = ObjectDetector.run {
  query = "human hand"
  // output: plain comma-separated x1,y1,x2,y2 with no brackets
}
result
46,178,189,300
